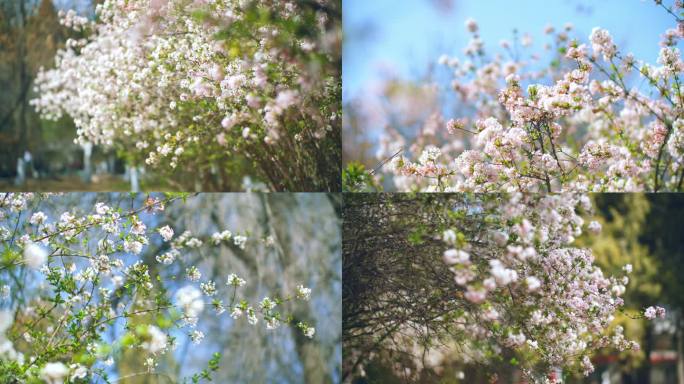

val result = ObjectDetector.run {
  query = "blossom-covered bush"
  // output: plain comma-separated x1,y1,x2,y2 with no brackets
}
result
359,0,684,192
0,193,315,382
342,193,664,383
437,193,667,382
31,0,341,192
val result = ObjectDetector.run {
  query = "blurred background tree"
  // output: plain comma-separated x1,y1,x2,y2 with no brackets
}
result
166,193,342,383
578,195,662,383
158,193,342,383
573,194,684,383
0,0,71,177
639,195,684,384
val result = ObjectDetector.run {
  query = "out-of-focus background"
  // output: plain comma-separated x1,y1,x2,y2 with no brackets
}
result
0,0,158,191
161,193,342,383
342,0,674,176
18,193,342,383
577,194,683,384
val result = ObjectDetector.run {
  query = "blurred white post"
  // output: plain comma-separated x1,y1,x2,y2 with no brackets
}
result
130,165,140,192
81,142,93,184
23,151,35,178
677,323,683,384
15,158,25,186
108,153,116,173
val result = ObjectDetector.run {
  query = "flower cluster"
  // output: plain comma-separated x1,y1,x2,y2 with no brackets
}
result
0,193,315,382
368,1,684,192
32,0,342,191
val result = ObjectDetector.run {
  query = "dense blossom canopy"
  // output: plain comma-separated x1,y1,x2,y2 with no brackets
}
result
342,193,663,383
32,0,341,191
368,1,684,192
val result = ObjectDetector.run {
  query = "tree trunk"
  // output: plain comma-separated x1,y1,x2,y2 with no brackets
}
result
677,313,683,384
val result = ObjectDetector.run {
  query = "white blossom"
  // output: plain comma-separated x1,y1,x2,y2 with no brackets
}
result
158,225,174,241
40,362,69,384
175,285,204,323
24,243,48,269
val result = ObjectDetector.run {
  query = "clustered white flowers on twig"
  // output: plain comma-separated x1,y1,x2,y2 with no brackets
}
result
0,193,315,382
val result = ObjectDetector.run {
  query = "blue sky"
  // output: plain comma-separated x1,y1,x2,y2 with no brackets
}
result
343,0,674,101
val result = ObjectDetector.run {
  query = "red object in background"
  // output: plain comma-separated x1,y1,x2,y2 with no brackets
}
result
650,350,678,364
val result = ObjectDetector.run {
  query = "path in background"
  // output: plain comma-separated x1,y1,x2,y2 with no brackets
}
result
0,175,174,192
